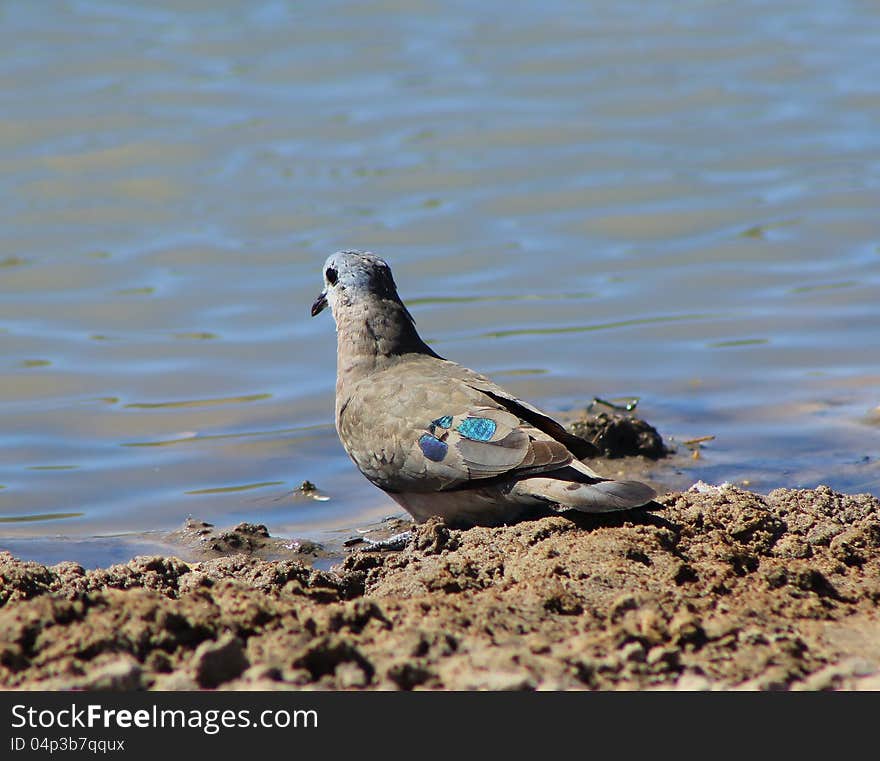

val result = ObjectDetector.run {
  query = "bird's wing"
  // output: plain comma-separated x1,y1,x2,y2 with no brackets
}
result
338,358,580,492
458,369,600,459
402,405,573,489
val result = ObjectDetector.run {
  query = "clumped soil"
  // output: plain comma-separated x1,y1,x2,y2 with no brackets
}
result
164,518,329,563
2,484,879,690
569,410,669,459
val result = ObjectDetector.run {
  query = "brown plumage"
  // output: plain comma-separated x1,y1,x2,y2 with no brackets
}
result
311,250,656,526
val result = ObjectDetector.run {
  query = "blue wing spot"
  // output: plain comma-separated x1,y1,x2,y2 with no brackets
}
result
456,417,497,442
433,415,453,429
419,433,448,462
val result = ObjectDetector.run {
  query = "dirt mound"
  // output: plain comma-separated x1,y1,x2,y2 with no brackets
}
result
568,411,669,459
1,485,878,690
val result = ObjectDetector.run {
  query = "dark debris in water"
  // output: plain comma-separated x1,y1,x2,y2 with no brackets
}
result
568,411,669,460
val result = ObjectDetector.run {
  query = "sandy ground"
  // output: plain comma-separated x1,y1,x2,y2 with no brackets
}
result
1,414,879,691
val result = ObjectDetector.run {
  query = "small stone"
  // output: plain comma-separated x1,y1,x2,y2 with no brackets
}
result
387,661,433,690
735,666,794,691
240,664,282,682
82,657,142,691
152,671,200,691
413,518,459,554
637,609,668,645
773,535,812,559
608,594,640,624
544,590,583,616
672,562,698,585
193,634,249,689
794,658,878,691
336,661,370,689
673,673,714,691
144,650,173,674
670,614,706,648
619,641,646,663
479,671,536,691
830,532,865,566
646,646,680,670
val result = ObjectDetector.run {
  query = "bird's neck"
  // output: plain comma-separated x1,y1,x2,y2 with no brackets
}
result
334,297,440,390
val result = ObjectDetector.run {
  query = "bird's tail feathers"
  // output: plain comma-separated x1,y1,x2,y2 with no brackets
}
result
511,468,656,513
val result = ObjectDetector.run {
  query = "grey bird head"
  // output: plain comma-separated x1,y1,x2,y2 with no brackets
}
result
311,249,438,366
310,250,403,319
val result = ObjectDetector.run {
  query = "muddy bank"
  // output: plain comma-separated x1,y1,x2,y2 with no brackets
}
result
1,483,879,690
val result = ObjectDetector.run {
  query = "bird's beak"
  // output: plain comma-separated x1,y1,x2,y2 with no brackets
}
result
310,290,328,317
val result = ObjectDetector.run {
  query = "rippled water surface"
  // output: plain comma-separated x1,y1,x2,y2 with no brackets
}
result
2,1,879,565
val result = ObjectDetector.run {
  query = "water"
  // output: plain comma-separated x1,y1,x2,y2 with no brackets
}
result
2,0,879,566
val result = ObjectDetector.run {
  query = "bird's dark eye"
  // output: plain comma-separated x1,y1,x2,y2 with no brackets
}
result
325,267,338,286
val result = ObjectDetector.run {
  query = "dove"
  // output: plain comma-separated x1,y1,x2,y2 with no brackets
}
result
310,250,657,527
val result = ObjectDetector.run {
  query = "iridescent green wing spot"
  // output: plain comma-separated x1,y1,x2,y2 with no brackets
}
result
456,416,497,442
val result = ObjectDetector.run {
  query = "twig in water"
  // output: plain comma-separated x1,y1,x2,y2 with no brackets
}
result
587,396,641,413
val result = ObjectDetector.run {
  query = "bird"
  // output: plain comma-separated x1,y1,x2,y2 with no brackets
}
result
310,250,657,527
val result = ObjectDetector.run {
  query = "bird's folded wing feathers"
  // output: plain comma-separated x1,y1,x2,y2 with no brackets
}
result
461,375,600,460
401,405,573,489
338,358,594,492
